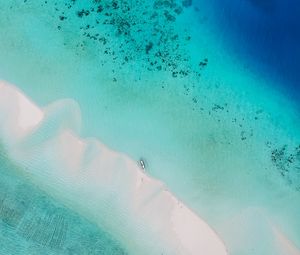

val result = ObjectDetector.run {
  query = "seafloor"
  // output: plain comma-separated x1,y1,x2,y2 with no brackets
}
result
0,0,299,254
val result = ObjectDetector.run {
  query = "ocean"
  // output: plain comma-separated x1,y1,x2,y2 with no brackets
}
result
203,0,300,103
0,0,299,254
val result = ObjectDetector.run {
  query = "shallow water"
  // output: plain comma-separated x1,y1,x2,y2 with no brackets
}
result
0,148,127,255
0,0,299,254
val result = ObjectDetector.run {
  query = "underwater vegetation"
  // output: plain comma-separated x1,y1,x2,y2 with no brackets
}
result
13,0,212,86
271,144,300,191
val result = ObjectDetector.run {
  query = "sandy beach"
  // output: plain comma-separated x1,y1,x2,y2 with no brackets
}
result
0,80,228,254
0,0,299,253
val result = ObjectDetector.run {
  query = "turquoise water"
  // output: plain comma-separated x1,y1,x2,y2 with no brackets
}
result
0,147,127,254
0,0,299,254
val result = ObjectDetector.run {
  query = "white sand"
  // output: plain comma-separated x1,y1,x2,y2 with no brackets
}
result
272,226,300,255
0,81,227,255
218,207,300,255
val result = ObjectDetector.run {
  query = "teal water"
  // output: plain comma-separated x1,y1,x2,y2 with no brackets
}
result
0,0,300,254
0,147,127,254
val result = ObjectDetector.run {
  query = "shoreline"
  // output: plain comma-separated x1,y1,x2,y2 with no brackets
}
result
0,1,299,253
0,80,228,254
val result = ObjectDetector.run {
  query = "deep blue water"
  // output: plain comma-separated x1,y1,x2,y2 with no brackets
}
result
203,0,300,104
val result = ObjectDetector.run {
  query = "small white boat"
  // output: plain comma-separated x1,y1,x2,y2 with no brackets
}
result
139,158,146,171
